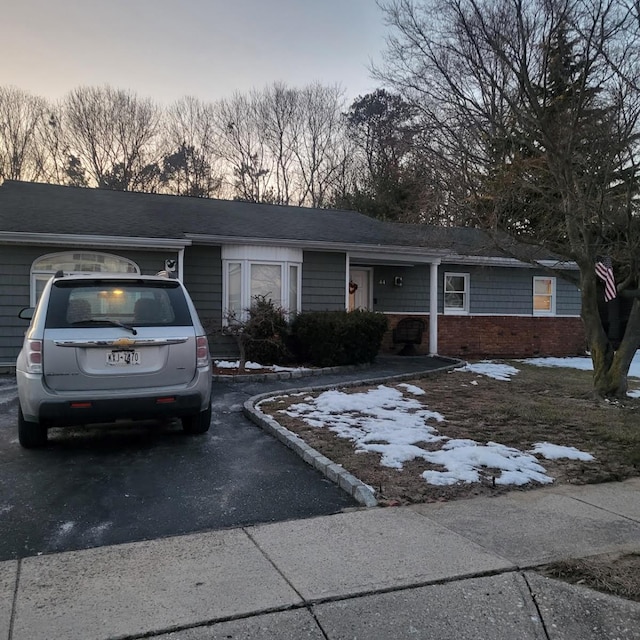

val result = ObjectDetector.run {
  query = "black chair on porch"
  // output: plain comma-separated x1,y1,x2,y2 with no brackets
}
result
392,317,425,355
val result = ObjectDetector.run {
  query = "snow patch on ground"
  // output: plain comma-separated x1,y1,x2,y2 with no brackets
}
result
252,353,640,486
269,378,595,487
457,355,640,397
454,361,520,381
530,442,595,461
215,360,311,373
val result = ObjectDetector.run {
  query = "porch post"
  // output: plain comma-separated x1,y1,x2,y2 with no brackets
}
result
177,247,185,281
429,260,440,355
345,253,350,310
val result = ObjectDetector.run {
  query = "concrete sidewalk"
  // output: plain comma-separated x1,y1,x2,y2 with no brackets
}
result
2,479,639,640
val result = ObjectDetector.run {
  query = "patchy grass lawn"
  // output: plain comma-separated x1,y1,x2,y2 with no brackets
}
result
258,361,640,602
259,362,640,504
540,552,640,603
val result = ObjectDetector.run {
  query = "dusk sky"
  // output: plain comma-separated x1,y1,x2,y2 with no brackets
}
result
3,0,390,105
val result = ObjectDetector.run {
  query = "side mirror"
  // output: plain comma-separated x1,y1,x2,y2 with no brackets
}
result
19,307,35,320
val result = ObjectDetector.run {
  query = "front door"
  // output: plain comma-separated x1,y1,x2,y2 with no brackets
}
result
349,268,371,311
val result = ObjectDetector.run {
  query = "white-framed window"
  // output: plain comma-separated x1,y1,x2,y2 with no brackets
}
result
30,251,140,305
533,276,556,315
444,272,470,314
222,246,302,322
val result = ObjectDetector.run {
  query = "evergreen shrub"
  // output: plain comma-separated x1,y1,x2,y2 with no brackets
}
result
291,310,388,367
244,296,291,365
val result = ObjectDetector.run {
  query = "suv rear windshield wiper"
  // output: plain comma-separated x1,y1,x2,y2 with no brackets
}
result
70,319,138,335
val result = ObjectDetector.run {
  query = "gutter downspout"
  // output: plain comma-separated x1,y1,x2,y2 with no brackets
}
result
429,260,440,355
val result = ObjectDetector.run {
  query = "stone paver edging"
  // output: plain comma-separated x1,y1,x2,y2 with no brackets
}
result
213,362,372,383
243,360,462,508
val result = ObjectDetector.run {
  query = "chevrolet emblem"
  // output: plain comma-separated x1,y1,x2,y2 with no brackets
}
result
113,337,135,348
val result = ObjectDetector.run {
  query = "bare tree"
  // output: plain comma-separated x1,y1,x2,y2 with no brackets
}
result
0,82,356,208
0,86,49,182
292,83,350,208
35,105,92,187
213,83,352,206
377,0,640,397
160,96,223,197
60,85,161,190
257,82,300,204
214,92,273,202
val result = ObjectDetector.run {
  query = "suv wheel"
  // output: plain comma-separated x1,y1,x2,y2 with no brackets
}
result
18,406,48,448
182,403,212,435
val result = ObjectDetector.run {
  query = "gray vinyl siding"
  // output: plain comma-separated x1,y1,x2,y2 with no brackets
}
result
459,266,533,314
0,245,33,362
181,245,237,358
372,265,430,313
440,264,581,315
556,276,582,315
182,245,222,325
368,262,581,316
0,244,179,364
302,251,346,311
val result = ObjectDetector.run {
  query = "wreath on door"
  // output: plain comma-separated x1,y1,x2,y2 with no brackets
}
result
349,280,358,294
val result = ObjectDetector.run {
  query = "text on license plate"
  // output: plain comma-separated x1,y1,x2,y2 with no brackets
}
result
106,350,141,366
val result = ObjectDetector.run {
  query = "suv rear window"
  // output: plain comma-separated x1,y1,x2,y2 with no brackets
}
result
45,279,193,328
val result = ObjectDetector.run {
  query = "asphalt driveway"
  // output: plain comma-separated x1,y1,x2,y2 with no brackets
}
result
0,357,450,561
0,376,357,561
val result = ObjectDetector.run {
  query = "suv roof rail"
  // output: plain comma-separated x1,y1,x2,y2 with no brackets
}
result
54,270,65,278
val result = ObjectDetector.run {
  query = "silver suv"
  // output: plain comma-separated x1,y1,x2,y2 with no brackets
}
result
16,273,212,448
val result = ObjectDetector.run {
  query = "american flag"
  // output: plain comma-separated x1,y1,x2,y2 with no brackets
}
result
595,256,617,302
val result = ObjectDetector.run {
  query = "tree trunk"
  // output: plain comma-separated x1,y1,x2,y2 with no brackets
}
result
235,335,247,373
581,268,640,397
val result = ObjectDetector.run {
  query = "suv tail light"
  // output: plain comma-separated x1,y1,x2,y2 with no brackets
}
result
25,339,43,374
196,335,210,369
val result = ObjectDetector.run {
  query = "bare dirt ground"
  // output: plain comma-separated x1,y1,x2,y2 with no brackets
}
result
257,360,640,600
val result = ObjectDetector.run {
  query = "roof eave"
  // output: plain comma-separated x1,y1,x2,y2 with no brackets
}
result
0,231,579,269
445,254,579,269
0,232,191,250
185,233,450,260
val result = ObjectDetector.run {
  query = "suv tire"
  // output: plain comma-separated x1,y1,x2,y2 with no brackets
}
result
18,406,48,448
182,403,212,435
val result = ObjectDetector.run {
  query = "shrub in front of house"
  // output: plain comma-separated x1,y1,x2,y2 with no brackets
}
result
291,310,388,367
244,296,292,365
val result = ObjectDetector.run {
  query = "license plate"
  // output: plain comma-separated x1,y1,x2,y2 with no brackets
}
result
106,350,141,366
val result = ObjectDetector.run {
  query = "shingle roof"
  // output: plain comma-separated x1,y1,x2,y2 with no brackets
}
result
0,180,557,262
391,223,498,256
390,223,559,261
0,180,408,247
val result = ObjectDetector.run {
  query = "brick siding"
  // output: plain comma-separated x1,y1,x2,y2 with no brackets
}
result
383,314,587,358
